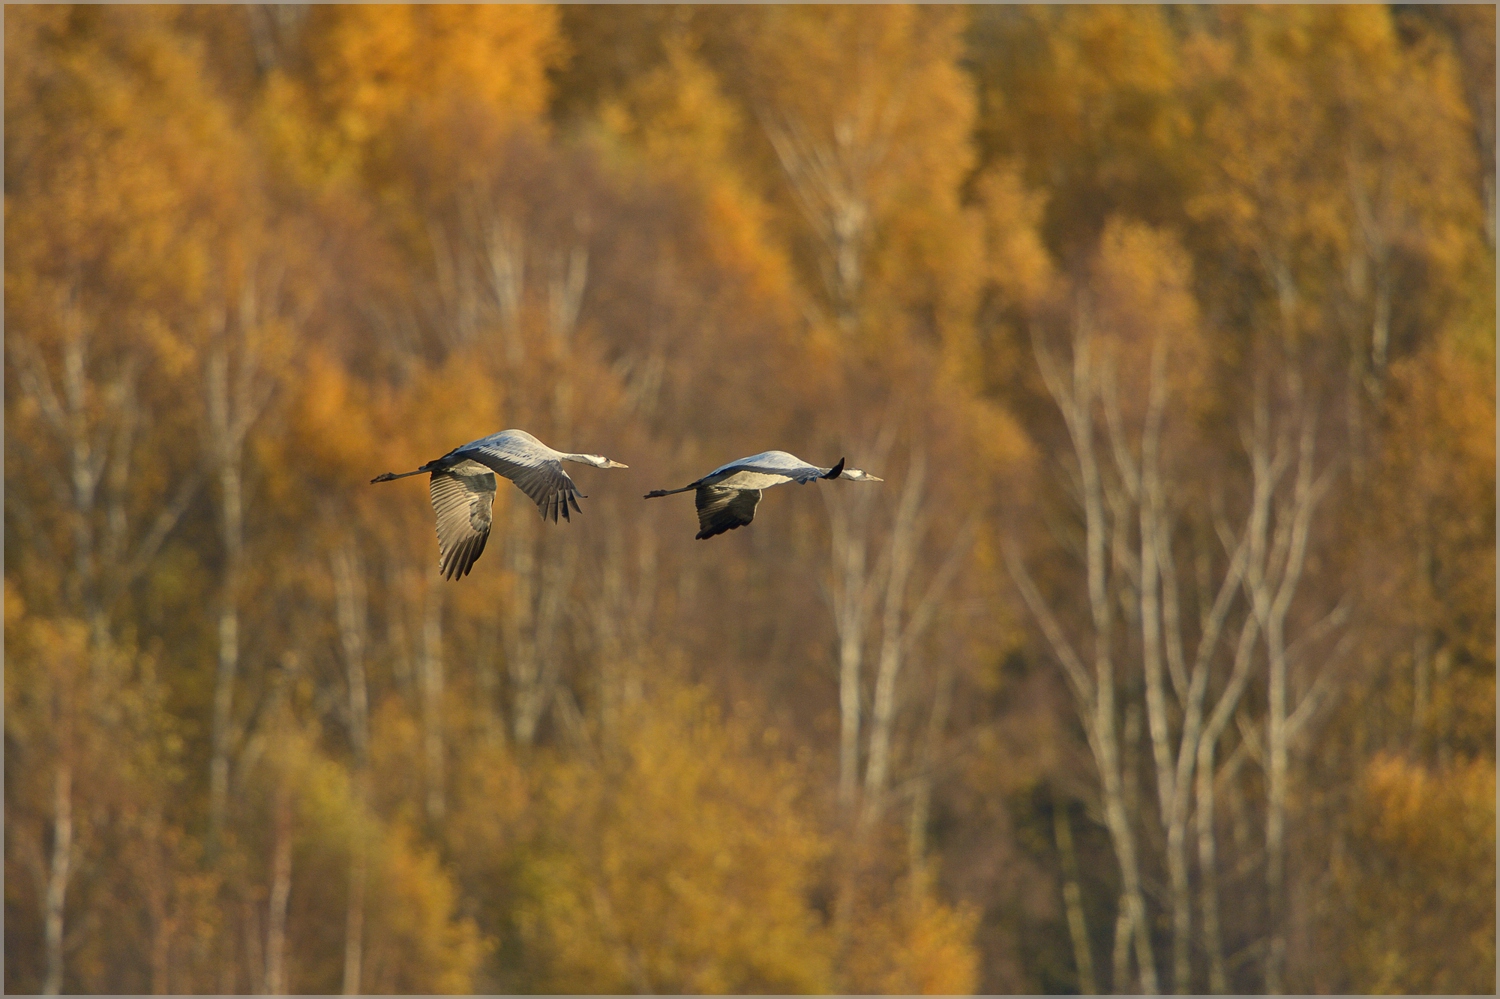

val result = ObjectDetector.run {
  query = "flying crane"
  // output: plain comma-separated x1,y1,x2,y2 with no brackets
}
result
372,429,627,579
645,450,882,539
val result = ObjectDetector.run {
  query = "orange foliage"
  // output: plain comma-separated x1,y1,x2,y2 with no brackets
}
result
1330,754,1496,993
4,5,1491,995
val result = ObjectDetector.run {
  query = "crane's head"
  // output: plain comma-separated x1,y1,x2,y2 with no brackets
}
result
838,467,883,482
582,454,629,469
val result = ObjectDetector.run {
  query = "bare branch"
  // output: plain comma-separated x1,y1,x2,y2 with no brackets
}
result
114,471,205,596
1002,538,1093,712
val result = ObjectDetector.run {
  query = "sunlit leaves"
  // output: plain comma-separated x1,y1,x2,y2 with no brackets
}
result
516,687,835,993
1330,754,1496,994
4,5,1492,995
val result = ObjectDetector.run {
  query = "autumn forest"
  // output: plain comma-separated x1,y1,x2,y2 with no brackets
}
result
4,5,1495,994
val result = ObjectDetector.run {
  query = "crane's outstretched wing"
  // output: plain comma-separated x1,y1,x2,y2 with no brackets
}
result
695,486,762,540
462,442,583,523
430,460,498,580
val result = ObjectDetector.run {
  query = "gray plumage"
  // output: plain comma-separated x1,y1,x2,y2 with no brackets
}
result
372,429,627,580
644,450,883,540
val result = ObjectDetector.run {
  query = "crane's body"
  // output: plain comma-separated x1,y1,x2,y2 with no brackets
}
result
372,429,627,579
645,450,882,540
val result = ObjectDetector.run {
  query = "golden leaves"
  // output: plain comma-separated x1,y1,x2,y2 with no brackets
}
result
517,686,835,993
5,6,1493,995
1335,754,1496,994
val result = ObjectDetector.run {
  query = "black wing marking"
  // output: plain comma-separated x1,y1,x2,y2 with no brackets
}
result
464,445,583,523
430,462,497,580
695,486,762,540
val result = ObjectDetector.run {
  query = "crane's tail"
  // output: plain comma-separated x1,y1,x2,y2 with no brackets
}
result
644,485,695,499
823,458,846,480
371,468,426,484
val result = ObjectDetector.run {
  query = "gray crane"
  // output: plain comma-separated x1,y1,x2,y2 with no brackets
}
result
645,450,882,539
372,429,628,579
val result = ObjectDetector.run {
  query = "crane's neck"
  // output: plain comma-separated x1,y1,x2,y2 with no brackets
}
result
562,452,626,469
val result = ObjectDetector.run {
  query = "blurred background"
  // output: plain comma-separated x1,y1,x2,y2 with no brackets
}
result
4,5,1493,994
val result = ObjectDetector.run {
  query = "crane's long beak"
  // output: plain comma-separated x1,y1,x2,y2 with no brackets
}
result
606,459,629,469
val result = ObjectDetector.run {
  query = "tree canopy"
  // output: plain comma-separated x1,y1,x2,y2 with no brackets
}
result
6,5,1492,993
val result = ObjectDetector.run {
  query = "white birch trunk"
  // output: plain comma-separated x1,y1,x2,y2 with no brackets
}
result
421,584,445,822
207,342,244,850
1054,793,1099,995
825,489,875,809
1012,314,1159,993
860,453,925,825
264,776,293,996
204,284,279,848
331,545,368,995
42,760,73,996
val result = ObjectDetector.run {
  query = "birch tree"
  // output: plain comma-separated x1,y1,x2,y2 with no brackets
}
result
204,265,298,849
1007,220,1350,993
330,543,370,994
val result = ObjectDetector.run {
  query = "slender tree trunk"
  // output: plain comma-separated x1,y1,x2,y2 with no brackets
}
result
837,620,863,809
331,546,368,995
42,759,74,996
1197,613,1260,994
1076,339,1159,996
58,334,116,685
504,504,540,744
24,323,91,997
1196,740,1227,994
1127,342,1189,993
1054,793,1099,995
1264,644,1287,994
547,244,589,343
1103,704,1157,994
421,584,445,822
861,456,924,826
507,507,543,747
1252,406,1327,995
209,597,239,849
342,811,367,997
265,776,293,996
591,527,655,750
207,342,247,851
479,209,525,362
1164,811,1191,992
908,652,956,883
203,278,282,851
826,493,873,810
505,500,579,749
593,537,626,747
511,527,579,747
1159,507,1253,999
1112,901,1133,994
